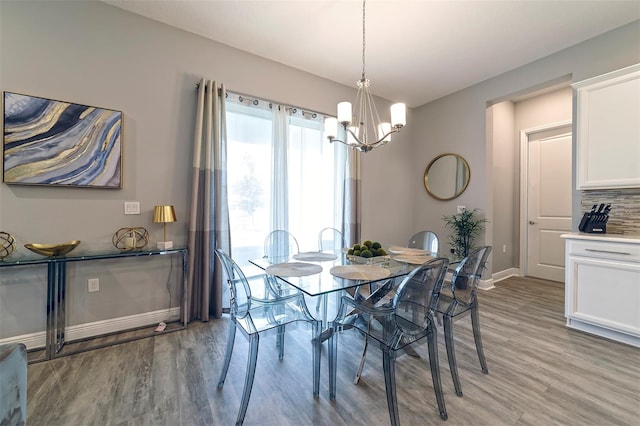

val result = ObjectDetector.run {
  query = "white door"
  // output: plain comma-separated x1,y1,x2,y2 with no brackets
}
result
526,126,572,282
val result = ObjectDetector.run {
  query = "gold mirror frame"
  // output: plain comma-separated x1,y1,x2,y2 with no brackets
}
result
423,153,470,201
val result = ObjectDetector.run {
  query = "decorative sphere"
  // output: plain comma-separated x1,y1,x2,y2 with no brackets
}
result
113,227,149,251
0,232,16,260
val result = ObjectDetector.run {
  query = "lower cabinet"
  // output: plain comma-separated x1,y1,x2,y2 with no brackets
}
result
562,233,640,347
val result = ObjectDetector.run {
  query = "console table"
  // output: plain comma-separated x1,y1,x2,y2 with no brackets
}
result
0,248,187,363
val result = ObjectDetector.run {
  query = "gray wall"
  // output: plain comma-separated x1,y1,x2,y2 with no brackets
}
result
0,0,414,339
411,20,640,277
489,101,516,274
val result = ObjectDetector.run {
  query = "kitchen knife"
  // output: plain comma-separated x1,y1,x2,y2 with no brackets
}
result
597,203,605,213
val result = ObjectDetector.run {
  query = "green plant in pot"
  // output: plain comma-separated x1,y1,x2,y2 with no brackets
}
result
443,208,488,258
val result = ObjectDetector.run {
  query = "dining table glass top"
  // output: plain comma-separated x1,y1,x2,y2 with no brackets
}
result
249,249,442,297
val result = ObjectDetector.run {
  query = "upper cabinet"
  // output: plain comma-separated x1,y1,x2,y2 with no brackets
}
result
573,64,640,190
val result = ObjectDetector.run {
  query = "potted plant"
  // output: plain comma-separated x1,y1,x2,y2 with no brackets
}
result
442,208,488,258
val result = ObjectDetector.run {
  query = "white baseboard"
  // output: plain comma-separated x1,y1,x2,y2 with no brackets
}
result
478,278,495,291
492,268,520,283
0,331,46,350
65,307,181,342
478,268,520,291
0,307,181,350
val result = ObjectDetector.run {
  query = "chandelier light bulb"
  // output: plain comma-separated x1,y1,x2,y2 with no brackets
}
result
324,117,338,139
391,103,406,128
337,102,352,124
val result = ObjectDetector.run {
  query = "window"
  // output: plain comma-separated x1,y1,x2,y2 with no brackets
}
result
226,95,343,266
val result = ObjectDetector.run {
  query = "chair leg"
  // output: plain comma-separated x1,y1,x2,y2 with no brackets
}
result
353,328,370,384
443,314,463,397
312,321,321,398
218,321,236,388
329,326,338,400
382,351,400,426
471,303,488,374
277,325,286,360
236,334,259,426
427,329,448,421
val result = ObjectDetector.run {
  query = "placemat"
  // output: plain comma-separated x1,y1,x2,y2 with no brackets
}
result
387,246,431,255
293,252,338,262
393,254,434,265
265,262,322,277
329,265,391,281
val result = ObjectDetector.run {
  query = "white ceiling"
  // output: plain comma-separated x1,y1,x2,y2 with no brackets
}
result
101,0,640,107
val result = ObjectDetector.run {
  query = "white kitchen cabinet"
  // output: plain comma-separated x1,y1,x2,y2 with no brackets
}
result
573,64,640,189
562,233,640,347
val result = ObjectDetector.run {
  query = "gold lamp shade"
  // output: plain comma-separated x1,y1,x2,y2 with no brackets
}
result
153,205,177,223
153,205,176,249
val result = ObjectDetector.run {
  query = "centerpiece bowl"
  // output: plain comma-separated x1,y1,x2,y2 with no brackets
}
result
24,240,81,257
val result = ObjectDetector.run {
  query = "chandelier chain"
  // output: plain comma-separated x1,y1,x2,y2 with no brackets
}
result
361,0,366,80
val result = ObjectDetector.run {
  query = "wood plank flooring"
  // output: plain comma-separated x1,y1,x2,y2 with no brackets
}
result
26,276,640,425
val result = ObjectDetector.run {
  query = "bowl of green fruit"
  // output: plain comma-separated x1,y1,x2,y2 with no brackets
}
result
346,240,390,265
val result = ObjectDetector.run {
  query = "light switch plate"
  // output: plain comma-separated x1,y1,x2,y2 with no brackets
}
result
124,202,140,215
88,278,99,292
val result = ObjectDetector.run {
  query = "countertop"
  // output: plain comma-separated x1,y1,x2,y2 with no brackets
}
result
561,232,640,244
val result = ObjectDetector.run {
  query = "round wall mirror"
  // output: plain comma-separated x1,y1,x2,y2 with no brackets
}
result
423,153,470,201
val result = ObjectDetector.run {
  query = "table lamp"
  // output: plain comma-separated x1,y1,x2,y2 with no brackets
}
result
153,205,177,249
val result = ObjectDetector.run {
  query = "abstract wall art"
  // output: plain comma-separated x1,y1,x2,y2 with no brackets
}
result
3,92,122,188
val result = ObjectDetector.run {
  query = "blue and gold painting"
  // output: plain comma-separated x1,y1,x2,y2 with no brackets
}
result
3,92,122,188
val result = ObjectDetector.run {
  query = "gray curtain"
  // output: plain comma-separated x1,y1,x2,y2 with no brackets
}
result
187,79,230,321
341,127,361,246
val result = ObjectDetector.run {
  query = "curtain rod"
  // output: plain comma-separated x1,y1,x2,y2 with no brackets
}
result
194,82,332,119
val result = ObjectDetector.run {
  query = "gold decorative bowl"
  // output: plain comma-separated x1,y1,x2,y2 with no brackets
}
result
24,240,81,257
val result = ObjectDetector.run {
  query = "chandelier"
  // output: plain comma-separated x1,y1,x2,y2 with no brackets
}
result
324,0,406,153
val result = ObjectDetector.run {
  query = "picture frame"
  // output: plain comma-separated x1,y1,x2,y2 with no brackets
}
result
3,91,122,188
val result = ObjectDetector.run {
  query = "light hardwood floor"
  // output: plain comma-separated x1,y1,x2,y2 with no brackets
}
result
27,276,640,425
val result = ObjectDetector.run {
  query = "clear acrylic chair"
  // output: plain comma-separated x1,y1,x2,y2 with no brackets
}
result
436,245,492,397
263,230,301,297
318,227,346,253
350,231,439,384
215,249,321,426
329,257,450,424
408,230,439,254
316,227,346,313
264,229,299,260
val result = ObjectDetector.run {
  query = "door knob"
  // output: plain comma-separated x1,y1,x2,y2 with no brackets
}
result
529,220,536,225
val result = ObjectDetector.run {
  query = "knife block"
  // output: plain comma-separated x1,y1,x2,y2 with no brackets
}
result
579,212,608,233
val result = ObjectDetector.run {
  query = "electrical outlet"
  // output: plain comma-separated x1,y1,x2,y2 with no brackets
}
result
503,245,507,253
124,202,140,215
457,205,466,214
88,278,100,292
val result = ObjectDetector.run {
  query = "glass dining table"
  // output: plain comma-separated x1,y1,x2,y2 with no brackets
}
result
249,250,433,338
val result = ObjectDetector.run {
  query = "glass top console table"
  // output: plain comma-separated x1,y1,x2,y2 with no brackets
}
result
0,248,187,363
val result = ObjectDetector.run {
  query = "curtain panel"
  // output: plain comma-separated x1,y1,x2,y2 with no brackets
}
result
341,127,361,246
187,79,231,321
270,105,290,234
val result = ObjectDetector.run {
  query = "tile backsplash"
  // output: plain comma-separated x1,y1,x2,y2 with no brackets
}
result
581,189,640,235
